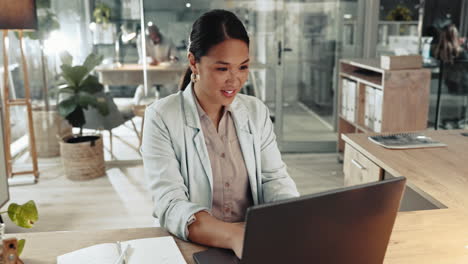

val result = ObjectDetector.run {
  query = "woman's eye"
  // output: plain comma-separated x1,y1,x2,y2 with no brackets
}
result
240,65,249,70
216,68,228,71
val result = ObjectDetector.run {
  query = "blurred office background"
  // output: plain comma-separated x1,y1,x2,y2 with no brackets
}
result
1,0,467,155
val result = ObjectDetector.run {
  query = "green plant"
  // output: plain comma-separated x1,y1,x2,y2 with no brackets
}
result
57,52,109,136
93,3,112,24
386,5,413,21
0,200,39,256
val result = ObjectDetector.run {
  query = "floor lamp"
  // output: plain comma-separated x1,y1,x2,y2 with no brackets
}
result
0,0,40,182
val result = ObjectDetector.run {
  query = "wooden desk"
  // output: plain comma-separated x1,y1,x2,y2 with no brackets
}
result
342,130,468,263
96,62,268,100
10,210,468,264
342,130,468,211
96,64,186,86
11,130,468,263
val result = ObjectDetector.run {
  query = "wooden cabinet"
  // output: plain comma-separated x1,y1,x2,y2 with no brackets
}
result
343,143,383,186
337,58,431,155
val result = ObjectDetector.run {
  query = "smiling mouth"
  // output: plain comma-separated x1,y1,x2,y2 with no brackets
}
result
221,89,236,97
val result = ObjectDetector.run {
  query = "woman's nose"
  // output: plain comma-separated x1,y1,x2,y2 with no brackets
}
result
226,69,238,83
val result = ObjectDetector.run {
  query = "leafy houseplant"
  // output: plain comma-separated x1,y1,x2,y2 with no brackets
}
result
386,5,413,22
92,3,115,45
93,3,112,24
0,201,39,256
57,52,109,181
57,52,109,136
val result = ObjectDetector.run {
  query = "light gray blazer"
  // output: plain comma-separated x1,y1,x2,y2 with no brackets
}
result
141,86,299,241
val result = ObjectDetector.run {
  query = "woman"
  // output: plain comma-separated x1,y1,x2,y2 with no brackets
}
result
433,23,468,64
141,9,299,258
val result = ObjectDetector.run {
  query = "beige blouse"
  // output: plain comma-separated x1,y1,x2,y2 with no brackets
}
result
194,92,253,222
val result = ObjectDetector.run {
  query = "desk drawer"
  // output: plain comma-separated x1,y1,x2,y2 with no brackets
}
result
344,143,383,186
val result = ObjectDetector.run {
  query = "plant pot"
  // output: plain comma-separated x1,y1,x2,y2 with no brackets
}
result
32,109,72,158
59,135,105,181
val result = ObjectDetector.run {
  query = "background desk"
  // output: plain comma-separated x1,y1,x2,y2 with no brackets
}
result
96,63,268,99
96,64,186,87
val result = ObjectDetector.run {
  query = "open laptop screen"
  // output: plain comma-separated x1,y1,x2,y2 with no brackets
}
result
194,177,406,264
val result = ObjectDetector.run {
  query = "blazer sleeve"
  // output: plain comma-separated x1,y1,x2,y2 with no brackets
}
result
141,106,209,241
258,104,300,202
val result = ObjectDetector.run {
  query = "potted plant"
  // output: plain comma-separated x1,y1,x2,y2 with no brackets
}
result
93,3,112,24
0,200,39,258
92,3,116,45
57,52,109,181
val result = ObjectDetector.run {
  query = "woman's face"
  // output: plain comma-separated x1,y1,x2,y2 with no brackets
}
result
190,38,249,107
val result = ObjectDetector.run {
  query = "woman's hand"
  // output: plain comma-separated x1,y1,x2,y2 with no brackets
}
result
188,212,245,259
229,223,245,259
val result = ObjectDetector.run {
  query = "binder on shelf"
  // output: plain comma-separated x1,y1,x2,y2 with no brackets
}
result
341,78,348,117
364,86,371,128
374,89,383,132
365,86,375,130
347,80,357,123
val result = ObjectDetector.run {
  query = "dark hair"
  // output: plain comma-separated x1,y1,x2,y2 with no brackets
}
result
179,9,250,90
434,24,461,64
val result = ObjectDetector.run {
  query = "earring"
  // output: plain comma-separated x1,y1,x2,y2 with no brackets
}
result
191,73,200,83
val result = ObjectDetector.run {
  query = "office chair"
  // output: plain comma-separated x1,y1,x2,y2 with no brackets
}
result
83,92,137,155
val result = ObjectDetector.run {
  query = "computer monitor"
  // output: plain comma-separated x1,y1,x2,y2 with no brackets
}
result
0,107,10,209
194,177,406,264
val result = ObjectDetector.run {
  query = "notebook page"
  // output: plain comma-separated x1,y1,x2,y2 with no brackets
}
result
121,236,187,264
57,243,119,264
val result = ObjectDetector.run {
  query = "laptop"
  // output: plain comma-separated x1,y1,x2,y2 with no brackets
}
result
193,176,406,264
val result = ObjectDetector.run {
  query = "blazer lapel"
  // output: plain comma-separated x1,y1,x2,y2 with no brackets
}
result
182,86,213,191
231,99,259,205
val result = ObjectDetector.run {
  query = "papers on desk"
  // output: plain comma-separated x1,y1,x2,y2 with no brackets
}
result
57,236,187,264
368,133,447,149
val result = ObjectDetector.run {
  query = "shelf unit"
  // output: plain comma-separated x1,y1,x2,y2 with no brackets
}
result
337,58,431,155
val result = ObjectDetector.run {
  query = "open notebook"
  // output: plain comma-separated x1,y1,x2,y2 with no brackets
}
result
368,133,447,149
57,236,187,264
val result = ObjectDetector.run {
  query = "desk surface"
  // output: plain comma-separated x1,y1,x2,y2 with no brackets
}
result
342,130,468,211
11,130,468,263
343,129,468,263
10,209,468,264
11,227,205,264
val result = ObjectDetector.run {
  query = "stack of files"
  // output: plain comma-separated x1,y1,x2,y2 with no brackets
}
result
364,85,383,132
57,236,187,264
341,78,357,123
341,79,348,117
